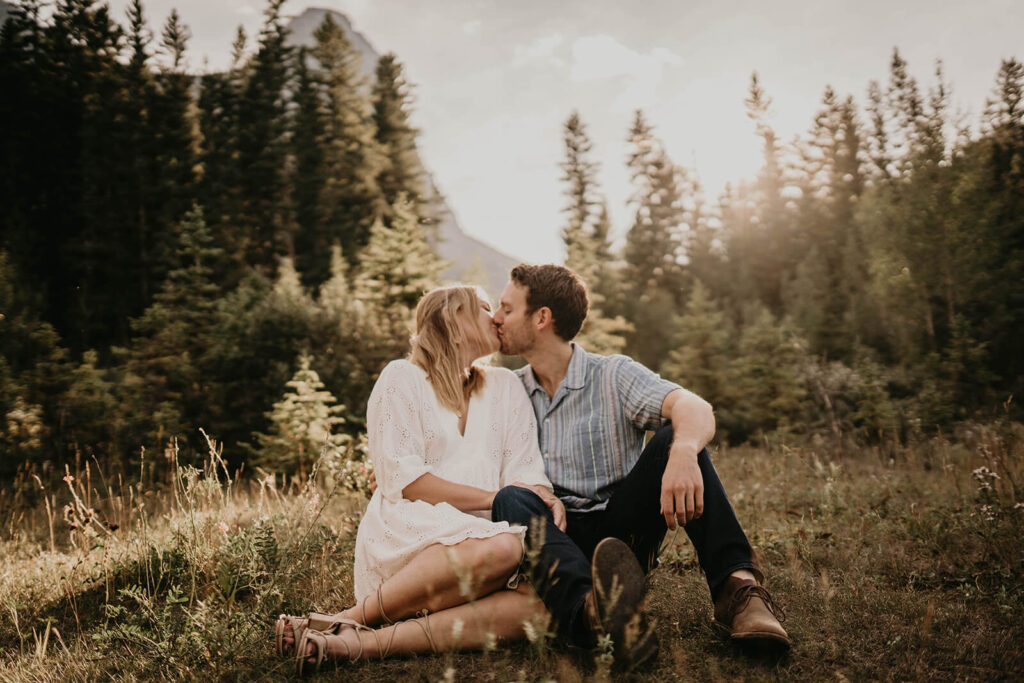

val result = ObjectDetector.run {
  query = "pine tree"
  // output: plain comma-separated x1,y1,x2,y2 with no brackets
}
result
291,45,327,283
251,353,351,476
197,25,247,275
313,14,383,262
726,305,809,443
237,0,293,269
354,194,446,311
660,281,731,415
121,206,222,453
373,53,425,218
558,112,629,354
621,110,687,367
561,110,600,272
150,7,197,285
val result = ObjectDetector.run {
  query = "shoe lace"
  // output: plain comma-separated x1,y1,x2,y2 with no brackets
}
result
731,584,787,623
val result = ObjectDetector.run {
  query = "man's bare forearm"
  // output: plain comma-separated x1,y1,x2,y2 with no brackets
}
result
663,388,715,455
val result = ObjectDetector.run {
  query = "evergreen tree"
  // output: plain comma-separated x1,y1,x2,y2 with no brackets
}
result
197,25,248,276
291,45,326,283
313,14,383,264
727,305,809,443
121,206,222,454
621,110,687,367
237,0,293,269
250,353,350,476
354,194,445,311
559,112,629,354
373,53,426,218
660,281,732,423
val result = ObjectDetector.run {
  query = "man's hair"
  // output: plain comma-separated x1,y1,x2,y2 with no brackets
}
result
509,264,589,341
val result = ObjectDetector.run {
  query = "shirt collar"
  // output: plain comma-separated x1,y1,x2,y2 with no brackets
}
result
523,342,588,395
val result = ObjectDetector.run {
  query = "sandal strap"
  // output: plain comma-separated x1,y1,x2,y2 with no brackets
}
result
377,584,395,625
295,629,333,675
306,612,361,634
411,609,438,653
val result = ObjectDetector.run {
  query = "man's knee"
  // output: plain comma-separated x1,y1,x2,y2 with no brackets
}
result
492,485,548,523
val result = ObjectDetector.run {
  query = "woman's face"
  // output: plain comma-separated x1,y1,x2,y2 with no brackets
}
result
464,298,500,358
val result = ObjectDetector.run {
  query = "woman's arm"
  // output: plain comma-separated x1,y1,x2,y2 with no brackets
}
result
402,473,495,511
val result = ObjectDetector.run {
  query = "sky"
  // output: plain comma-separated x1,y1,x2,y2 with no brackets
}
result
106,0,1024,263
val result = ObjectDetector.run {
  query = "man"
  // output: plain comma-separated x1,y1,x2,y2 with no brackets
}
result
490,263,789,663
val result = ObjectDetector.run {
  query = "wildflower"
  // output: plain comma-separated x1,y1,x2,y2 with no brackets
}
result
264,474,276,487
63,475,74,484
217,521,229,535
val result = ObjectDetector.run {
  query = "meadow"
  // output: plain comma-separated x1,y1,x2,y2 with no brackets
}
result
0,420,1021,682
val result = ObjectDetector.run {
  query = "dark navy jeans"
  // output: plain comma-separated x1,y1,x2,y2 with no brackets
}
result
491,424,756,645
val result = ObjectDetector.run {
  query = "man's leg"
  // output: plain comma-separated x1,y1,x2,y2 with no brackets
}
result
601,425,790,647
602,424,757,602
491,486,594,645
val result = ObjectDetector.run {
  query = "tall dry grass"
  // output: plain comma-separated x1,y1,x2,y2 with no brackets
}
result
0,419,1021,681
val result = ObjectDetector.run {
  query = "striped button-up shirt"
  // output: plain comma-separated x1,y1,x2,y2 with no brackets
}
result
515,343,682,512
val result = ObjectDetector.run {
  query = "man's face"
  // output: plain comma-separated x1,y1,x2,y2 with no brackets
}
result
494,282,536,356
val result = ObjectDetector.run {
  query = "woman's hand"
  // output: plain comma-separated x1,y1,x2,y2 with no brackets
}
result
511,482,567,531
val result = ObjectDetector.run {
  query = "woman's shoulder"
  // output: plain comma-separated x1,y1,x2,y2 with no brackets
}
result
375,359,428,390
480,365,526,395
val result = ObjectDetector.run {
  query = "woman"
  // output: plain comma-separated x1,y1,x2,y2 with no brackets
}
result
276,285,563,673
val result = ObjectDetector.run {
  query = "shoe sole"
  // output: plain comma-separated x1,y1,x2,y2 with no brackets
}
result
591,538,654,667
711,617,792,649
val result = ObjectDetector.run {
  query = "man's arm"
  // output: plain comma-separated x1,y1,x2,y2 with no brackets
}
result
659,388,715,530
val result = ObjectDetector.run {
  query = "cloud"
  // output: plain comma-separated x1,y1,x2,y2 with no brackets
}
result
512,33,566,67
462,19,482,35
568,35,682,110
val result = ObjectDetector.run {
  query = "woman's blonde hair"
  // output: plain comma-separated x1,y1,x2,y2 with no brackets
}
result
409,285,491,415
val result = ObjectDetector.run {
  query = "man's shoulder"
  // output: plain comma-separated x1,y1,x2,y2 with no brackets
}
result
581,350,640,374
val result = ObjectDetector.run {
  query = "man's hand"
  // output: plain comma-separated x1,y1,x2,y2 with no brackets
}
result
511,482,567,531
660,441,704,529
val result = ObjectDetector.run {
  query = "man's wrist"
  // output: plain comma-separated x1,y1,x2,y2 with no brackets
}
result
669,438,702,459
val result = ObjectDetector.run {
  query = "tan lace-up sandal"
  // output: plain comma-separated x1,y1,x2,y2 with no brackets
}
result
294,609,438,675
275,585,396,657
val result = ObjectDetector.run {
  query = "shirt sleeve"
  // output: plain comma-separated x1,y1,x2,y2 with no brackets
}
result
611,356,683,431
366,361,431,502
498,370,552,490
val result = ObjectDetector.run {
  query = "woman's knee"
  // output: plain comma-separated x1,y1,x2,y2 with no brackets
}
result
481,533,523,578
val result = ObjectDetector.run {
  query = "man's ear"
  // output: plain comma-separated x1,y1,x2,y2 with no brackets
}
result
533,306,554,332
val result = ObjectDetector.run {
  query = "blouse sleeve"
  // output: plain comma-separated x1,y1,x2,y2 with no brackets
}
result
367,361,431,502
498,370,552,490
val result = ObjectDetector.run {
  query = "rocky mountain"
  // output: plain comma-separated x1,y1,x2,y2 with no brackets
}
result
286,7,520,298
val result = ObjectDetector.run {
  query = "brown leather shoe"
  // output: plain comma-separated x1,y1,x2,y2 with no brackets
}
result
712,576,791,649
588,538,659,669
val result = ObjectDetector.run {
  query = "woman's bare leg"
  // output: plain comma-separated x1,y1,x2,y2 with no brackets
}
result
309,583,548,662
282,532,523,649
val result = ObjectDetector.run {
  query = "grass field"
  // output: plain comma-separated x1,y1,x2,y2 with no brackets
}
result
1,421,1021,681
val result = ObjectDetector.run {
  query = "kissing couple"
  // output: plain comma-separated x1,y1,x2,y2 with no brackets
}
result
276,264,789,673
